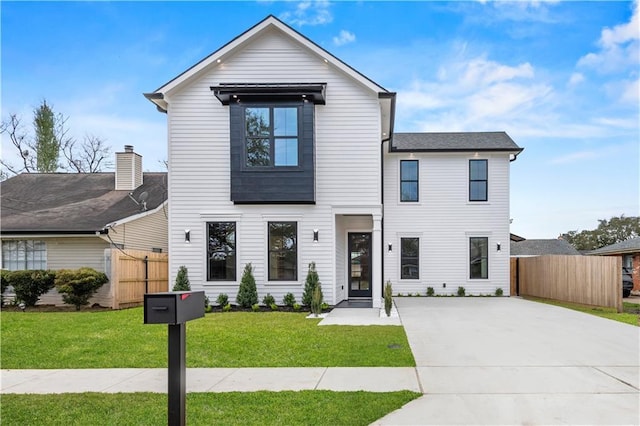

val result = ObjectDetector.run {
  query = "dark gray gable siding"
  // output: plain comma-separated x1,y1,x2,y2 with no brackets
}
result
229,102,315,203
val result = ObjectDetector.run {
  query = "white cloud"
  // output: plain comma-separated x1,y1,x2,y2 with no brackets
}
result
568,72,584,86
549,143,629,165
333,30,355,46
279,0,333,27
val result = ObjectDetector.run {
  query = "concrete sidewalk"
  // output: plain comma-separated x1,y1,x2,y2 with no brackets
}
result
1,367,421,394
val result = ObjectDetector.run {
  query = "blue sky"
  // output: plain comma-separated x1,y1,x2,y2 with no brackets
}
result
2,1,638,239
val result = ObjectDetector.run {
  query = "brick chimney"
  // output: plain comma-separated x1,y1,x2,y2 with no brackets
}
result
115,145,143,190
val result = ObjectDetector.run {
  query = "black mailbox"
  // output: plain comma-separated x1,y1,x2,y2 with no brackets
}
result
144,291,205,325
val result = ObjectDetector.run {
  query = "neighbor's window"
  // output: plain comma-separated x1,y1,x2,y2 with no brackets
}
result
207,222,236,281
401,237,419,279
1,240,47,270
469,159,488,201
400,160,419,202
469,237,488,279
268,222,297,281
245,107,299,167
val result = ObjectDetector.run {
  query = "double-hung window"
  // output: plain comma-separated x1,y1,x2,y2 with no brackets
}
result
400,160,418,202
268,222,297,281
245,106,299,167
1,240,47,270
469,159,488,201
400,237,419,279
469,237,488,279
207,222,236,281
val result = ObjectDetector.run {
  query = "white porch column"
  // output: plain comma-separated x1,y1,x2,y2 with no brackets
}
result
372,213,382,308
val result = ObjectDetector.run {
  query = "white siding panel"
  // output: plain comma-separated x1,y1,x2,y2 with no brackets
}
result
108,208,169,252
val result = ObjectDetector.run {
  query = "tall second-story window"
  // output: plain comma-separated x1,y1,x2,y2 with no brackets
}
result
469,159,488,201
400,160,418,202
245,107,299,167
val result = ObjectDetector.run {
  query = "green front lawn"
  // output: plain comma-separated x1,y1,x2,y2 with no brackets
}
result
1,391,421,426
525,297,640,326
0,308,415,368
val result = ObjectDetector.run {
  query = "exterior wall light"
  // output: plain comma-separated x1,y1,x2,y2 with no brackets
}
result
313,229,319,242
497,242,501,251
388,243,392,252
185,229,191,243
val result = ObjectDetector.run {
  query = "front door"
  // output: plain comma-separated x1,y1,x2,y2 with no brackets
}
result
348,232,372,298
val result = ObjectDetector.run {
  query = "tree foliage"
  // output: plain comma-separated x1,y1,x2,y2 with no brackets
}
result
172,266,191,291
236,263,258,308
55,268,108,310
562,215,640,251
302,262,322,307
34,100,61,172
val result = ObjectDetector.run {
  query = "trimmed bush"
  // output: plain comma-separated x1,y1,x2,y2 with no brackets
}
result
270,303,278,311
293,303,301,312
216,293,229,307
251,303,260,312
236,263,258,308
222,303,232,312
457,286,466,297
302,262,321,307
495,287,504,297
262,293,276,307
426,287,434,297
55,268,108,310
172,266,191,291
283,292,296,307
7,270,56,307
384,280,393,317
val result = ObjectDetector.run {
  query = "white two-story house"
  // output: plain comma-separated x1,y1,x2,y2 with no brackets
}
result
145,15,522,308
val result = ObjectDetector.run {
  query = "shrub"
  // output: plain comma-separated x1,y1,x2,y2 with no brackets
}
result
283,292,296,307
172,266,191,291
302,262,321,306
8,270,56,307
222,303,232,312
426,287,435,297
55,268,108,310
216,293,229,307
270,303,278,311
236,264,258,308
384,280,393,317
457,286,466,297
1,270,9,306
321,302,329,311
251,303,260,312
495,287,504,297
293,303,301,311
204,296,212,313
262,293,276,307
311,284,323,317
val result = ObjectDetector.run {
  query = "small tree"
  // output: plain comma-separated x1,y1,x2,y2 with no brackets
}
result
236,263,258,308
55,268,108,310
384,280,393,317
173,266,191,291
311,284,323,317
302,262,321,306
8,270,56,307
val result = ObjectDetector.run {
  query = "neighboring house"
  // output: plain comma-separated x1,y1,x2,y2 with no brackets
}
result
144,16,522,307
589,238,640,292
511,239,581,257
0,146,168,306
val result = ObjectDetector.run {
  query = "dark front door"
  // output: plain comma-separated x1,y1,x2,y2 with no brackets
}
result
348,232,372,298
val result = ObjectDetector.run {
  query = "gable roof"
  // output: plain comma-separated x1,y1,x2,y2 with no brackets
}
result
588,237,640,256
391,132,523,154
0,172,167,235
511,239,581,256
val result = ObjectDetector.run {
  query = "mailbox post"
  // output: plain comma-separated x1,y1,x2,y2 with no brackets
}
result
144,291,205,426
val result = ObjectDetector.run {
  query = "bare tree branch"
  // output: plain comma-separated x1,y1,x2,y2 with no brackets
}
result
0,114,36,176
62,134,112,172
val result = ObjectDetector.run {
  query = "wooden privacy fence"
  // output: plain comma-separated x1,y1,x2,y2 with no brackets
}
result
110,249,168,309
512,255,622,312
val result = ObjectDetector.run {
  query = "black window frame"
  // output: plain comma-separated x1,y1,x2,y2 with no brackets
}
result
243,104,302,169
400,237,420,280
469,159,488,202
207,222,237,281
469,237,489,279
268,221,298,281
400,160,419,202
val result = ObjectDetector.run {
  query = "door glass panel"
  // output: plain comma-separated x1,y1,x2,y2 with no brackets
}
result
349,233,371,294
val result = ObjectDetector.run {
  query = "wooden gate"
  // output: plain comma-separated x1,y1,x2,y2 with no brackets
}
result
110,249,168,309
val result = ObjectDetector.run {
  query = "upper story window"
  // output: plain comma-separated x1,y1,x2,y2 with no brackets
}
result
400,237,419,279
245,106,299,167
207,222,236,281
268,222,297,281
469,159,488,202
400,160,419,202
1,240,47,270
469,237,488,279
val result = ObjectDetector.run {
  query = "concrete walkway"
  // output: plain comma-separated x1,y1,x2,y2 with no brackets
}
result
373,297,640,425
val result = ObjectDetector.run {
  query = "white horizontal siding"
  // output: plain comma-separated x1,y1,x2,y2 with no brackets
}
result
383,151,512,296
108,208,169,252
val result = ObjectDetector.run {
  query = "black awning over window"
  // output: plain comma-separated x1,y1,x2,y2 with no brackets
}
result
211,83,327,105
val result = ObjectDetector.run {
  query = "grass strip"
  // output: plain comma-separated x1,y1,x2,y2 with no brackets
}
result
1,308,415,368
1,391,420,425
524,297,639,326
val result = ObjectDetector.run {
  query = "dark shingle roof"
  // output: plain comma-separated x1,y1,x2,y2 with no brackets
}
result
1,173,167,234
511,239,581,256
588,237,640,255
391,132,523,153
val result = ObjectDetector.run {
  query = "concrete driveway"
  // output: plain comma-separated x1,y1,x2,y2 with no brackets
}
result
374,297,639,425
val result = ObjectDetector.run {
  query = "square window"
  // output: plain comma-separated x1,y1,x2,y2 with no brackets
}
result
245,106,299,167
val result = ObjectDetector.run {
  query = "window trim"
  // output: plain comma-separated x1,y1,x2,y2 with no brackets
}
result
469,159,488,202
469,236,489,280
267,221,298,282
206,221,237,282
400,237,420,280
400,159,419,202
243,104,302,170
